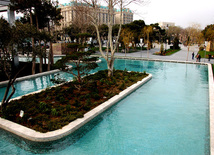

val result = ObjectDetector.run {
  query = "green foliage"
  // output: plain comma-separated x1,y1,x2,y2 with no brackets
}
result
199,46,204,51
55,43,98,84
202,24,214,41
119,82,126,90
0,69,149,133
0,17,12,50
73,99,81,107
173,36,180,49
66,104,72,111
51,108,58,116
84,98,92,111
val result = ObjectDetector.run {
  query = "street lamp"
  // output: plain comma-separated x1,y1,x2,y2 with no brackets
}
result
140,38,143,58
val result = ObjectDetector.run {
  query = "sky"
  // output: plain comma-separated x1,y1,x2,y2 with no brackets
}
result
1,0,214,29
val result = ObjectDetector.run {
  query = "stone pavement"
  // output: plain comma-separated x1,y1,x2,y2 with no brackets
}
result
95,44,214,64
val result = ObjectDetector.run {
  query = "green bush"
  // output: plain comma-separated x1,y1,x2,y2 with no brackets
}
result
199,46,204,51
119,82,126,90
84,99,92,111
51,108,58,116
66,104,72,111
73,99,81,107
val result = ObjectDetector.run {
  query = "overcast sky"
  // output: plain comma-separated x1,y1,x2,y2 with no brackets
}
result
1,0,213,29
59,0,214,29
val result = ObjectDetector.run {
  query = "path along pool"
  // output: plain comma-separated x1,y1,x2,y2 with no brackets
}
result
0,59,210,154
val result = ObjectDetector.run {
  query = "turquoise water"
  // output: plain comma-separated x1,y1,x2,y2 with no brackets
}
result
0,59,209,154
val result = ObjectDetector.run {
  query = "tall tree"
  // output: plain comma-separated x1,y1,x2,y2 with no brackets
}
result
0,19,34,110
123,20,146,48
120,27,133,55
10,0,42,74
202,24,214,42
10,0,63,73
76,0,143,77
184,23,201,60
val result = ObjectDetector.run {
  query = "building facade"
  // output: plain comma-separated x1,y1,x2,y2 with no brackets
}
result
115,8,133,25
57,2,133,30
158,22,175,29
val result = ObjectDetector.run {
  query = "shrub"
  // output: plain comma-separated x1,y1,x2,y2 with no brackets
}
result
51,108,58,116
88,80,98,92
73,99,81,107
66,104,72,111
199,46,204,51
91,92,100,100
84,99,92,111
119,82,126,90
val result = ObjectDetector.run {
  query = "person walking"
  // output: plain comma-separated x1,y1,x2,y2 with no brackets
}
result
196,54,199,62
192,52,195,60
198,54,201,62
208,54,211,61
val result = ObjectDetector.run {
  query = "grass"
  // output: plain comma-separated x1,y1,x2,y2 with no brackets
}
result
198,51,214,58
0,70,148,133
153,49,180,56
165,49,181,56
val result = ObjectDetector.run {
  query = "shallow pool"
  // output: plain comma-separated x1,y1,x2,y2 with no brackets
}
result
0,59,209,154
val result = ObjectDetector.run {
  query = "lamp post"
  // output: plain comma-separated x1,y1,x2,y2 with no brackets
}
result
140,38,143,58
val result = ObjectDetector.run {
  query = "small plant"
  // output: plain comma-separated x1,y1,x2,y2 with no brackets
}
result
124,76,129,82
73,99,81,107
84,98,92,111
45,96,51,100
39,102,47,110
119,82,126,90
59,96,65,103
51,108,58,116
91,92,100,100
66,104,72,111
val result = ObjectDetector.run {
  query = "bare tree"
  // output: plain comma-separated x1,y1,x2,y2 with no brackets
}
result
76,0,144,77
184,23,202,60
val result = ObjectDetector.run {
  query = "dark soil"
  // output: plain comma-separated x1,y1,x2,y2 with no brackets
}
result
0,70,148,133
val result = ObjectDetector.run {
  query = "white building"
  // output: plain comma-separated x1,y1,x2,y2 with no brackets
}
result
159,22,175,29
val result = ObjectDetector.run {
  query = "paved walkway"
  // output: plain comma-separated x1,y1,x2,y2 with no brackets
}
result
95,45,214,64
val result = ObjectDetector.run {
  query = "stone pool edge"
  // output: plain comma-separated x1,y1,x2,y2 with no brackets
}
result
0,69,60,87
0,74,152,142
208,63,214,155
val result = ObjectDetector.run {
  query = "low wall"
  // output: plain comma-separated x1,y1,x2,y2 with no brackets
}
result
0,69,60,87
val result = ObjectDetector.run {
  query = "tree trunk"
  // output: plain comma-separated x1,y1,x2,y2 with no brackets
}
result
1,66,25,110
30,9,36,75
39,56,43,73
107,58,114,77
91,0,122,77
47,20,53,71
48,41,53,71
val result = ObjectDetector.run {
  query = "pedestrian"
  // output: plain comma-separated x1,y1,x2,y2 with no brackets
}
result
198,54,201,62
196,54,199,62
208,54,211,61
192,52,194,60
